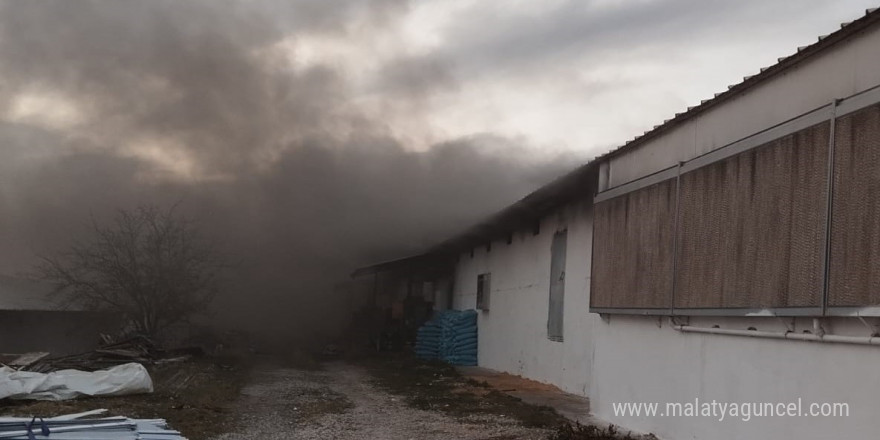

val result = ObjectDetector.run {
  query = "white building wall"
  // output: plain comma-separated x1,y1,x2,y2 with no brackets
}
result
606,22,880,189
452,199,596,396
591,316,880,440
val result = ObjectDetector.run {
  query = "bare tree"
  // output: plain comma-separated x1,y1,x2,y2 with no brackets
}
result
37,204,223,337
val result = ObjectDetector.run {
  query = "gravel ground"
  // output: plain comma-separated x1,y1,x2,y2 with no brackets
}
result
212,362,551,440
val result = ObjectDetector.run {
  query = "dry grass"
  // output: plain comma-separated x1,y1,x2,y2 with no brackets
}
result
360,353,567,429
547,423,642,440
360,354,648,440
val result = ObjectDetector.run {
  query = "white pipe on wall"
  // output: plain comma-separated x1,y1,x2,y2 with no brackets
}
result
674,325,880,346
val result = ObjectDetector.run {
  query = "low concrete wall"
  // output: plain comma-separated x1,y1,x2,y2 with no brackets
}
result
0,310,121,356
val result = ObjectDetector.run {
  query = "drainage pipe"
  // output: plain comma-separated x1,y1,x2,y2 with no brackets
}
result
674,325,880,346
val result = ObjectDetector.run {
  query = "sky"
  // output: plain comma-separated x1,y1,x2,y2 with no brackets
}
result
274,0,879,155
2,1,878,176
0,0,877,342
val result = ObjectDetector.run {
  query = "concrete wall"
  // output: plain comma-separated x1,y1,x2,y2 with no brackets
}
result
606,22,880,190
0,310,121,356
452,198,597,396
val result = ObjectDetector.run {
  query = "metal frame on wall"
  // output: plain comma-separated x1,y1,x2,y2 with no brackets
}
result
590,84,880,318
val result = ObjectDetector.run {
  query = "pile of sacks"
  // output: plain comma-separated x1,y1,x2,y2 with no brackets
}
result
415,309,478,366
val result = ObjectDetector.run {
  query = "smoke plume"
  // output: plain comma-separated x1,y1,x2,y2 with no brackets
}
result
0,0,577,346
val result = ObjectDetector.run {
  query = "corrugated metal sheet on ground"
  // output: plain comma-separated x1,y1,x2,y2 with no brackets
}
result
0,413,185,439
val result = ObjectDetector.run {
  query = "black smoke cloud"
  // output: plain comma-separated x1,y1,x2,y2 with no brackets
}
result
0,1,576,345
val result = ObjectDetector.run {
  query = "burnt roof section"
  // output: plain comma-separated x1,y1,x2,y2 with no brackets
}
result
425,161,598,256
353,7,880,272
351,253,451,278
350,160,597,277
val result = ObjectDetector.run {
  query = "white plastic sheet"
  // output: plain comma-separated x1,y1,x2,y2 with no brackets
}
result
0,363,153,401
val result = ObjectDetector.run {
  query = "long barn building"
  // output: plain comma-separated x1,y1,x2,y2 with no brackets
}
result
355,8,880,440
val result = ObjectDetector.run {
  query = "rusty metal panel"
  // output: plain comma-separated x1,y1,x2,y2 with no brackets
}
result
828,104,880,306
590,180,676,309
674,122,829,309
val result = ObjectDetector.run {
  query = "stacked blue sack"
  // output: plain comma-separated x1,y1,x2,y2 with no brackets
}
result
414,309,478,366
414,319,442,359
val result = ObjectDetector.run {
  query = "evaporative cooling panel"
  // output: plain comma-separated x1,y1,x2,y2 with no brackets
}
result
591,179,676,309
828,104,880,307
674,122,829,309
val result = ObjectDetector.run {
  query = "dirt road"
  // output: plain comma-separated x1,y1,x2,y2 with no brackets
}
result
213,362,551,440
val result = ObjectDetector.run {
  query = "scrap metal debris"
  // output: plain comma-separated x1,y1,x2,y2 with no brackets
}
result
26,336,157,373
0,409,186,439
5,354,49,370
21,336,191,374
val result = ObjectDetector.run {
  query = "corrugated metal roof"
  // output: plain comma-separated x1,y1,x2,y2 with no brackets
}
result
425,160,598,256
351,161,599,275
600,6,880,161
351,253,451,277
